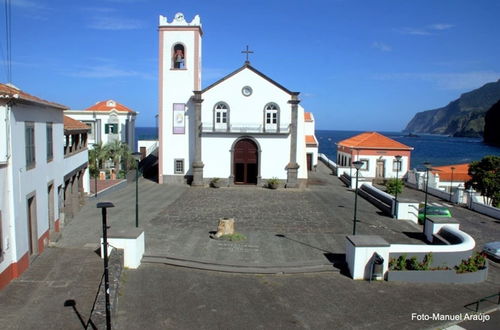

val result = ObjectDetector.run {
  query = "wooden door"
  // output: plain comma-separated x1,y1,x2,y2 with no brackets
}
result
307,153,313,171
233,139,258,184
376,160,385,178
27,196,38,256
48,184,54,231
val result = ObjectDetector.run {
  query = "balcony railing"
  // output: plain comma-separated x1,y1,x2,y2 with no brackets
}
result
201,123,290,134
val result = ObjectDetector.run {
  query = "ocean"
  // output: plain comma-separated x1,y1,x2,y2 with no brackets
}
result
136,127,500,170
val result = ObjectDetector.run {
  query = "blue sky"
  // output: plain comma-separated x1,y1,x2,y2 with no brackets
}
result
2,0,500,130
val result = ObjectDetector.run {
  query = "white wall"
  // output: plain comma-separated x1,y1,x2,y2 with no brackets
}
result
9,104,64,260
65,110,136,151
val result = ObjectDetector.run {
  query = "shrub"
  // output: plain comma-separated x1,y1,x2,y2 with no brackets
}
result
385,178,404,196
455,252,487,273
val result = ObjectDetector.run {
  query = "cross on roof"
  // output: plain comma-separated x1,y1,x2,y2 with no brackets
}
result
241,45,254,64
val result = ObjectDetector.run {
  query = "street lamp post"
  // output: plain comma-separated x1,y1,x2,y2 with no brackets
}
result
394,155,402,218
93,144,98,198
449,166,455,202
423,162,432,233
132,152,142,228
97,201,115,330
352,161,363,235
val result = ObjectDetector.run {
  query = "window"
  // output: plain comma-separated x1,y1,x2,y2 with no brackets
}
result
215,103,228,123
174,159,184,174
105,124,118,134
214,102,229,131
359,159,369,171
264,103,279,131
46,122,53,161
25,122,35,169
393,159,402,171
172,43,185,69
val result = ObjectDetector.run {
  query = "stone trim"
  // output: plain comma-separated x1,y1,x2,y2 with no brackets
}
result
192,91,204,186
286,94,300,188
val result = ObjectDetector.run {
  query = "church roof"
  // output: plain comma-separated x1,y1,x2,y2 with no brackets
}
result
64,115,90,133
0,83,68,110
431,163,471,182
305,135,318,147
85,100,136,114
337,132,413,150
201,63,298,96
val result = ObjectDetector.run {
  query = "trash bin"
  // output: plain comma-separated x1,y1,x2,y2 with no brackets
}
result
371,253,384,281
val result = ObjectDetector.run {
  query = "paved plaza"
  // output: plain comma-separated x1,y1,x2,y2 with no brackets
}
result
0,161,499,329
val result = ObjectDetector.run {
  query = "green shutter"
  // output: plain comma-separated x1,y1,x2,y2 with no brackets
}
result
105,124,109,134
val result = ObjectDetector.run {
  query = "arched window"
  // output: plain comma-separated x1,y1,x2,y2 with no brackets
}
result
264,103,279,132
172,43,185,69
214,102,229,131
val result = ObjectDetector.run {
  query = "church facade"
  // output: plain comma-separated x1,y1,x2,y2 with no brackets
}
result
158,13,318,187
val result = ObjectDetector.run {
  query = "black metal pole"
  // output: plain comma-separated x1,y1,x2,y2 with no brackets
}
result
95,157,98,198
394,164,400,218
135,160,139,228
97,202,114,330
353,168,359,235
423,167,430,233
449,168,454,202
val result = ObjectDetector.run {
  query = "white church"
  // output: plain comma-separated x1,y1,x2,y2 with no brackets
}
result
158,13,318,187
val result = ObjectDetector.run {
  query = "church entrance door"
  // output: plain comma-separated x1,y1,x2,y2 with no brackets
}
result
233,139,258,184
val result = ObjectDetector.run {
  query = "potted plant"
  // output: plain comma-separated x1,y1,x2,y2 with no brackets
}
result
210,177,221,188
267,177,279,189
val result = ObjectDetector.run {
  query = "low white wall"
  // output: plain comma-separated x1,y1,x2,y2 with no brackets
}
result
470,201,500,220
345,237,390,280
101,231,144,269
395,202,419,223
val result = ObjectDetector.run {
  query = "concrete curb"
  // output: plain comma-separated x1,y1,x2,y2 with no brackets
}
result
142,255,339,274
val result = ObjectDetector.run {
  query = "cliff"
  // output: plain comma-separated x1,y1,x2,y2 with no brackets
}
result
483,99,500,146
404,79,500,137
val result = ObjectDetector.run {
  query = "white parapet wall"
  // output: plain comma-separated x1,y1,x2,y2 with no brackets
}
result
346,235,391,280
101,228,145,269
345,219,476,280
395,201,419,223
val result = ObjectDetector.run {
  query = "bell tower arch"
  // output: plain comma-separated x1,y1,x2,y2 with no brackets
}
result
158,13,203,184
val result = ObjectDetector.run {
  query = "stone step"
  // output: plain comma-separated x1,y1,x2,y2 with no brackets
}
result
142,255,339,274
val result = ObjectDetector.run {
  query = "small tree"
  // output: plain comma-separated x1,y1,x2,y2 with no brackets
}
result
467,155,500,207
89,142,109,177
385,178,404,196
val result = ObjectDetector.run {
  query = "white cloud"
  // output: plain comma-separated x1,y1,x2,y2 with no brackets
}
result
87,15,143,30
372,41,392,52
397,23,455,36
11,0,44,9
65,65,153,79
373,71,500,90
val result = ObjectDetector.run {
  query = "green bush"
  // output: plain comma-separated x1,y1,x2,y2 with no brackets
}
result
455,252,487,273
385,178,404,196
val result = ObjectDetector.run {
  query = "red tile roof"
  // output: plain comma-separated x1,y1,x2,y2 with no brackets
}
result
432,163,471,182
337,132,413,150
0,83,68,110
305,135,318,147
85,100,136,113
64,116,90,132
304,112,313,122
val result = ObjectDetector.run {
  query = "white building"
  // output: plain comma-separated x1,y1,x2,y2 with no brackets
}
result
158,13,318,187
0,84,89,289
65,99,137,151
336,132,413,180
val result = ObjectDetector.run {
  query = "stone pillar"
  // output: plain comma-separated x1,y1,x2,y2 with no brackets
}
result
192,91,205,186
286,93,300,188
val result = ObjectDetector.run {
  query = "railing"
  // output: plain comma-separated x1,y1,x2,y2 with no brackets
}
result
201,123,290,134
464,292,500,312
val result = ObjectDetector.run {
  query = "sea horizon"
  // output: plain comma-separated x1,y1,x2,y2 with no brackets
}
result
136,127,500,170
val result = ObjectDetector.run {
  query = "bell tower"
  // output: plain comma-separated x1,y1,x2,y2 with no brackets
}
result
158,13,202,184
